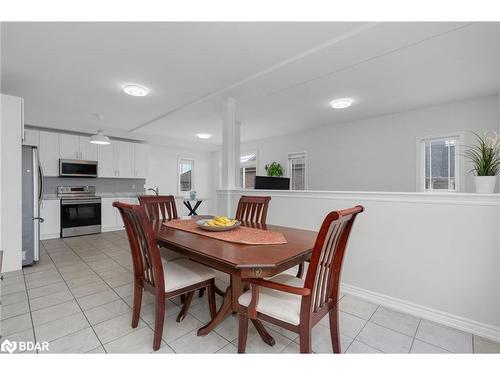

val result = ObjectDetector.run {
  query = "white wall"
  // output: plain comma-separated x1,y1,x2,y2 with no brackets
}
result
242,95,499,193
146,145,217,215
218,189,500,341
0,94,23,272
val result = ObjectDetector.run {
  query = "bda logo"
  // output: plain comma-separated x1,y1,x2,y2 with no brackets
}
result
1,339,17,354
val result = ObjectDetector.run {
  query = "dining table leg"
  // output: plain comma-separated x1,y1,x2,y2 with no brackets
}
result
251,319,276,346
197,285,232,336
197,276,276,347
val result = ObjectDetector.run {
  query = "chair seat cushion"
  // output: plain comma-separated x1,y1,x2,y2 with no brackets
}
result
238,274,304,325
163,258,216,293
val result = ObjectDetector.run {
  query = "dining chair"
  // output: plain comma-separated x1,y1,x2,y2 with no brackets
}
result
139,195,209,313
138,195,187,263
113,201,217,351
237,205,364,354
235,195,271,224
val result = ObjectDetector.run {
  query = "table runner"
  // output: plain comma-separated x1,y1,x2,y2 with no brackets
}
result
163,219,287,245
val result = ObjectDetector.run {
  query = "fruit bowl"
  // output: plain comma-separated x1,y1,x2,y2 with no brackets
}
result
197,216,241,232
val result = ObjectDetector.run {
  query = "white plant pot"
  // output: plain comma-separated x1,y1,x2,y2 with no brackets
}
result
474,176,497,194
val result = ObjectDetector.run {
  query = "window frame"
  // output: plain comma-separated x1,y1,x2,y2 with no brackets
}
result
178,157,195,195
416,132,464,193
287,151,307,190
240,151,258,189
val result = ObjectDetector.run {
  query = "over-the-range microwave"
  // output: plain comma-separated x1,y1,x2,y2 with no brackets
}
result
59,159,98,177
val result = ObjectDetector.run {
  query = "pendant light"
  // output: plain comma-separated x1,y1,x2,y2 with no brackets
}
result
90,130,111,145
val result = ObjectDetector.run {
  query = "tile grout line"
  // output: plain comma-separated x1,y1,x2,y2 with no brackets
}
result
80,232,232,353
56,234,170,352
66,238,161,351
408,319,422,353
21,264,39,353
43,241,110,353
344,304,381,353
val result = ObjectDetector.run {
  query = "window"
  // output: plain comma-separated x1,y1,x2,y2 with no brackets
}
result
418,135,461,192
288,152,306,190
178,158,194,192
240,152,257,189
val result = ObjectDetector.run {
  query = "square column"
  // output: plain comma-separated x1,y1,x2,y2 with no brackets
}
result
221,97,240,189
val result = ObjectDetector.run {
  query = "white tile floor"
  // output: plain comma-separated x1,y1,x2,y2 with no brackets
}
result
1,230,500,354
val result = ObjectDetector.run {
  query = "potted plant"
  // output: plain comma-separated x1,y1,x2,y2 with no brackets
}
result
254,162,289,190
464,132,500,194
265,162,284,177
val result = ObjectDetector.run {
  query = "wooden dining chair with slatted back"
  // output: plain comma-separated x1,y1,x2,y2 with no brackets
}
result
138,195,186,260
138,195,197,321
237,205,364,354
235,195,272,224
113,201,217,351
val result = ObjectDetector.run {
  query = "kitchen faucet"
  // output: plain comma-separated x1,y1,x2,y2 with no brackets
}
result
147,186,159,196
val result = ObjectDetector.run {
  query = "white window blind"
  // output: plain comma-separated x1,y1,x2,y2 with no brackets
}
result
288,152,306,190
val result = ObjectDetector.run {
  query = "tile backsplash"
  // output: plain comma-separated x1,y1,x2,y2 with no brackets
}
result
44,177,145,195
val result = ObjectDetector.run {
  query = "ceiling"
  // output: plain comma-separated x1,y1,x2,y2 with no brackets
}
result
1,22,498,150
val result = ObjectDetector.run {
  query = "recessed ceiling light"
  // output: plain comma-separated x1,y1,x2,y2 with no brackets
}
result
329,98,353,109
90,130,111,145
196,133,212,139
123,84,149,97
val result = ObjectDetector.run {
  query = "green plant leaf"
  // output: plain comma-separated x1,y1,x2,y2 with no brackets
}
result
265,162,284,177
462,131,500,176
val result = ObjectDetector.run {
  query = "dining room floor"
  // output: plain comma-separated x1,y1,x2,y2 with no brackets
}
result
1,230,500,354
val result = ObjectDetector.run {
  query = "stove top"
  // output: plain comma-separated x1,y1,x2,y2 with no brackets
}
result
57,186,98,199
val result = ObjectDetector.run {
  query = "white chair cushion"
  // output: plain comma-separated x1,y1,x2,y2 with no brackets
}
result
238,274,304,325
163,258,216,293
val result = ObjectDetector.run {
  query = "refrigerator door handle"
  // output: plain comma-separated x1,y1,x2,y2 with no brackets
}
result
38,162,45,201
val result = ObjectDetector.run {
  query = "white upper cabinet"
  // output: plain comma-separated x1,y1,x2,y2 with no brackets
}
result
133,143,148,178
59,133,80,159
115,141,134,178
30,129,147,179
79,136,97,161
39,131,60,176
98,143,115,177
23,129,40,147
59,134,97,161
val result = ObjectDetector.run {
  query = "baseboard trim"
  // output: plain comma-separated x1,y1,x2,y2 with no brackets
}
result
40,233,60,240
341,283,500,342
101,227,124,233
41,227,123,238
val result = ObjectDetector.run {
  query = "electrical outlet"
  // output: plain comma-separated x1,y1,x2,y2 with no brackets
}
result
132,183,136,189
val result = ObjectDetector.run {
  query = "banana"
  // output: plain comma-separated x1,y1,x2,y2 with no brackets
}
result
203,216,237,227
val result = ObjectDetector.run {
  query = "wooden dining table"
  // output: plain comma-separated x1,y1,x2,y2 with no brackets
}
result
153,216,317,346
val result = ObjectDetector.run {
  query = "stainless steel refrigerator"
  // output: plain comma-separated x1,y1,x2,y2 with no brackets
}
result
22,145,44,266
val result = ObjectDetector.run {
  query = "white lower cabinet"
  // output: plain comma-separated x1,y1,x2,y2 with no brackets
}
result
101,197,138,231
40,200,60,239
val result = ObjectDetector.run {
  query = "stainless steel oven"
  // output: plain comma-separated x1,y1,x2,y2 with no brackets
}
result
59,186,101,237
59,159,98,177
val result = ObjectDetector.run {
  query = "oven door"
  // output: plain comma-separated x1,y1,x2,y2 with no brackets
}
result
61,198,101,237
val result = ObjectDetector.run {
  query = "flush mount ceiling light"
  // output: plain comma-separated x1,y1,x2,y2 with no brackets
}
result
329,98,353,109
90,130,111,145
196,133,212,139
123,84,149,97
